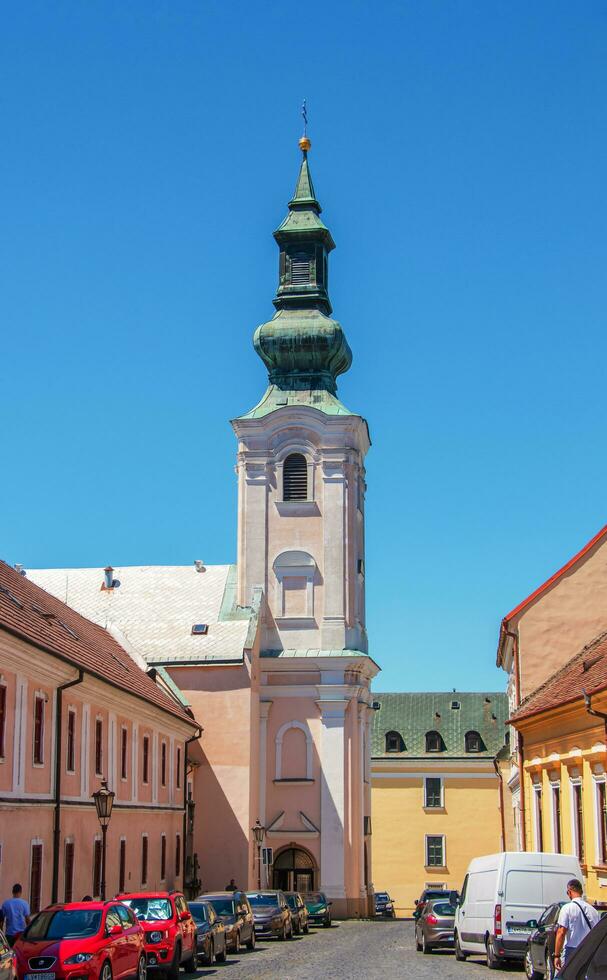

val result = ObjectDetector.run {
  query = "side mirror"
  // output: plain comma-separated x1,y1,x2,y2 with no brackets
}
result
328,902,333,907
109,923,122,936
449,891,459,908
414,899,419,906
179,910,190,921
526,919,538,929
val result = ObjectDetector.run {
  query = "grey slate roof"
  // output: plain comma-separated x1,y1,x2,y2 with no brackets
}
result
371,691,508,759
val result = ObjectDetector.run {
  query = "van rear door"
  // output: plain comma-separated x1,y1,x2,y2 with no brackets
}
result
502,858,545,943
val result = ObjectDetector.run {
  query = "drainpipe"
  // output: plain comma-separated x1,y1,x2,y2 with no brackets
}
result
582,689,607,740
183,725,203,897
503,626,526,851
52,669,84,902
493,756,506,851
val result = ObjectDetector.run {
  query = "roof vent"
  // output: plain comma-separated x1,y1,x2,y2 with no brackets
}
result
102,567,120,591
451,700,461,710
14,564,26,576
194,560,206,573
192,624,209,635
0,584,23,608
435,711,441,720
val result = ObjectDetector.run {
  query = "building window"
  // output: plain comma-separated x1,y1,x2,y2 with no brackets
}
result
33,695,45,765
95,719,103,776
119,839,126,893
121,727,128,780
142,736,149,784
161,741,167,787
141,836,148,886
30,843,43,913
176,747,181,789
425,730,444,753
160,835,166,881
93,838,102,898
552,784,562,853
465,730,485,753
66,709,76,773
64,841,74,903
175,834,181,878
534,786,544,851
598,781,607,863
385,731,405,753
0,684,6,758
573,782,585,862
283,453,308,501
425,777,443,809
426,835,445,868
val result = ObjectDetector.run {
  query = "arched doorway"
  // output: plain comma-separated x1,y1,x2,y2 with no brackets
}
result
272,846,316,894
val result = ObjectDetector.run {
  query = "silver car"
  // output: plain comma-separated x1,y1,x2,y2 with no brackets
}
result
415,898,456,954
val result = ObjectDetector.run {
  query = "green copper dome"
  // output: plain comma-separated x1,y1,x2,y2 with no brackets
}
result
252,145,352,397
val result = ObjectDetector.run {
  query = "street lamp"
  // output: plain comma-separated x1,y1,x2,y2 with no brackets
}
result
92,779,115,901
252,819,265,890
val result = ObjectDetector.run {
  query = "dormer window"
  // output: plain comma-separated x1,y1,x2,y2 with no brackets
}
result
283,453,308,501
385,731,405,753
465,730,485,753
425,730,445,753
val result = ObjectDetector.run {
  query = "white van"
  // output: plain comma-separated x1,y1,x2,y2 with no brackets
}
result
453,851,583,969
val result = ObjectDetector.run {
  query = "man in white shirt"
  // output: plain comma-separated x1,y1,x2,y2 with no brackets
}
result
554,878,600,973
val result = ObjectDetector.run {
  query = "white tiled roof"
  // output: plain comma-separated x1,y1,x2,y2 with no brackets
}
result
27,564,252,664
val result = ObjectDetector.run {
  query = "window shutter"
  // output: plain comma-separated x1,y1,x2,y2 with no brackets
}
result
290,252,311,285
64,842,74,903
30,844,43,912
119,839,126,892
283,454,308,501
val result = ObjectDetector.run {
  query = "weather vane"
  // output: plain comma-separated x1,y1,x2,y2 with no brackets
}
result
301,99,308,136
299,100,311,153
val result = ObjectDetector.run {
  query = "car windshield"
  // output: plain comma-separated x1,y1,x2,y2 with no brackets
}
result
208,899,235,916
121,899,172,921
247,893,279,908
306,894,326,904
286,896,298,909
26,910,102,940
431,902,456,916
376,893,389,901
188,904,207,924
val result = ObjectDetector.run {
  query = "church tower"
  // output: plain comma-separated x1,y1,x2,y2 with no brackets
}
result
232,132,378,917
233,133,370,655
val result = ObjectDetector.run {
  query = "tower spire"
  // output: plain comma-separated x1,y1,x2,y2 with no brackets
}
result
250,127,352,397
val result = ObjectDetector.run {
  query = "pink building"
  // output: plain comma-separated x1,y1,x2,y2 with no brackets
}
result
0,561,199,911
29,135,380,917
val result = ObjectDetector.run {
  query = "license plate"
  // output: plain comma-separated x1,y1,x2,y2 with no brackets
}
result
508,926,531,934
26,974,56,980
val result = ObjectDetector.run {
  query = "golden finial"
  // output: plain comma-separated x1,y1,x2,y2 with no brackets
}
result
299,99,311,153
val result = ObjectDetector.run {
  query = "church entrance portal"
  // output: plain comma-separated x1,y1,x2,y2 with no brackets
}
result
272,846,316,893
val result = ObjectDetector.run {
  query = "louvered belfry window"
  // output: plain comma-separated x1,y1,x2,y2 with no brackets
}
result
290,252,311,285
283,453,308,501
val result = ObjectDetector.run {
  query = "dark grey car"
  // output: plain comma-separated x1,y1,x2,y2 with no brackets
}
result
284,894,309,935
246,891,293,940
198,891,255,953
415,898,456,954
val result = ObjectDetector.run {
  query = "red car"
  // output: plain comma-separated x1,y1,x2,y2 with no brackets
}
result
14,902,146,980
117,894,196,978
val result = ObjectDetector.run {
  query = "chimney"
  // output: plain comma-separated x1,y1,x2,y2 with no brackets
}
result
14,564,26,576
194,560,206,573
103,566,114,590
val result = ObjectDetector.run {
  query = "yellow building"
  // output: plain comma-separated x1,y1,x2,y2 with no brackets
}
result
509,631,607,905
371,692,508,917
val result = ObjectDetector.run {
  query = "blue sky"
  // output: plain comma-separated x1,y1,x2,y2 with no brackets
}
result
2,1,606,692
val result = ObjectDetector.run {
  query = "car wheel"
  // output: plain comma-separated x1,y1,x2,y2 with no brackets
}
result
100,962,112,980
246,928,256,951
168,944,181,980
215,939,227,964
422,934,433,955
323,917,331,928
136,955,146,980
303,922,309,935
545,954,556,980
524,949,541,980
181,949,196,975
279,923,287,941
454,934,467,961
233,931,241,954
415,929,422,952
486,938,501,970
199,940,213,968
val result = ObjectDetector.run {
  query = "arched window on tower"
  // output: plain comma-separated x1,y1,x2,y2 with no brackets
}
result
465,730,485,753
385,731,405,753
425,730,445,753
283,453,308,501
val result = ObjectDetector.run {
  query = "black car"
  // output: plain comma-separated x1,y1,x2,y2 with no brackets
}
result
303,892,332,928
560,911,607,978
198,891,256,953
246,891,293,940
0,932,15,980
413,888,455,920
284,894,309,935
188,901,228,967
524,902,566,979
374,892,396,919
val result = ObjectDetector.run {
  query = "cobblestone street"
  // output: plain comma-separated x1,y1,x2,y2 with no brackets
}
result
194,921,523,979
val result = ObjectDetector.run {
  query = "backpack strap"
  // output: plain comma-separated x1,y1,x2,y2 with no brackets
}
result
573,900,593,932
